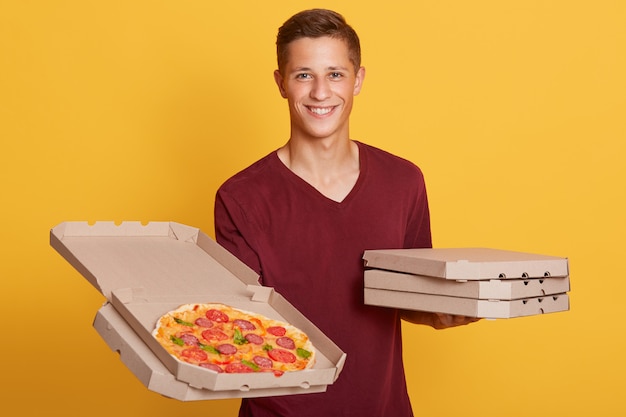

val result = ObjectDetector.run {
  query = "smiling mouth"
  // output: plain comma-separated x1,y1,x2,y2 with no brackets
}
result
307,106,334,116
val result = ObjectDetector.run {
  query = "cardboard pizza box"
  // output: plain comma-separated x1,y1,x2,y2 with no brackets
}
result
362,247,569,280
362,247,570,319
50,221,346,400
364,288,570,319
364,269,570,300
93,303,327,400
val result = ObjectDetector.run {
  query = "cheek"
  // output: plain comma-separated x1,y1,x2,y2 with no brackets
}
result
335,83,358,99
283,85,306,102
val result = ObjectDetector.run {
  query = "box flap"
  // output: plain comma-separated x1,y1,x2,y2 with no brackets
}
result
109,288,345,391
50,221,260,300
363,247,569,280
51,221,346,395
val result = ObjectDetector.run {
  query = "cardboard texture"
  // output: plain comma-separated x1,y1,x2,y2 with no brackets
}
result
364,269,570,300
362,248,570,319
93,304,327,400
363,247,569,280
51,221,346,400
364,288,569,319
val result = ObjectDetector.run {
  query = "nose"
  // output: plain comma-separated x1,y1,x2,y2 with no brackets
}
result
310,78,331,101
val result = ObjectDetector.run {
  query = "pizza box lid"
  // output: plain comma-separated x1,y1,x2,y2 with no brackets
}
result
93,303,327,401
364,269,570,300
363,248,569,280
364,287,570,319
50,221,346,397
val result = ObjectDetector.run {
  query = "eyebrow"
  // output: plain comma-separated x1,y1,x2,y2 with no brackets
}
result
289,66,350,74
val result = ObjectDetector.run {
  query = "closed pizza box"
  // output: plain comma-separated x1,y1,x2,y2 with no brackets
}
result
362,248,569,280
50,221,346,400
362,247,570,319
364,269,570,300
364,288,570,319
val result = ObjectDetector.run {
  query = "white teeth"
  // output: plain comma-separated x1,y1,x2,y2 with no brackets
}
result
309,107,332,115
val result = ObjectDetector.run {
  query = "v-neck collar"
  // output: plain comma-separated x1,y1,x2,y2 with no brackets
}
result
273,141,367,208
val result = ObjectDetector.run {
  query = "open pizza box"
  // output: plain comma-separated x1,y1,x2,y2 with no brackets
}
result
50,221,346,400
362,248,570,319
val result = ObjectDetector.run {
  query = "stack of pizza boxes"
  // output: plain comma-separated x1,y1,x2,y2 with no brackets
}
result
362,248,570,319
50,221,346,401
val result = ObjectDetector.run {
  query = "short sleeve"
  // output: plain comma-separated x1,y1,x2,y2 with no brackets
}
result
214,187,262,275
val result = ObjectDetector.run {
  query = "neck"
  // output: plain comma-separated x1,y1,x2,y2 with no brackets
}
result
277,138,360,202
279,134,357,172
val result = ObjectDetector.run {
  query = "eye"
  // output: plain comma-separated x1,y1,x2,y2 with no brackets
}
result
329,72,343,79
296,73,312,80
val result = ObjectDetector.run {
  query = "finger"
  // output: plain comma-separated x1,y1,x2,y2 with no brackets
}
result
437,313,456,327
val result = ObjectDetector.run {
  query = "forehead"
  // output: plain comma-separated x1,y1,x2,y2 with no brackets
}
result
283,36,352,70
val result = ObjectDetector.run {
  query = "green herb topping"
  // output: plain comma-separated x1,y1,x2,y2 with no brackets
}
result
296,348,312,359
199,344,220,355
174,317,195,327
241,360,260,371
233,328,248,345
170,335,185,346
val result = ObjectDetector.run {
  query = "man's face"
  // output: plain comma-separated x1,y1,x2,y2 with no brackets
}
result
274,36,365,142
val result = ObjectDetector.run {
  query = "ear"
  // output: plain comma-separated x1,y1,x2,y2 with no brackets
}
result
353,66,366,96
274,70,288,98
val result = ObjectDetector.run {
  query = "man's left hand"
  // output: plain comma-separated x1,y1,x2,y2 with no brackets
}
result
431,312,481,329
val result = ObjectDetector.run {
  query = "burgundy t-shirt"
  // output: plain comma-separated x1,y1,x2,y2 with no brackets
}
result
214,141,431,417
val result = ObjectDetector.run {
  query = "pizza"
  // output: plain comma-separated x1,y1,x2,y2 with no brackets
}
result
152,303,315,376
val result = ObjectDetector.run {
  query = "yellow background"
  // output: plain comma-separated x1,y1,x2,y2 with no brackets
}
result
1,1,624,415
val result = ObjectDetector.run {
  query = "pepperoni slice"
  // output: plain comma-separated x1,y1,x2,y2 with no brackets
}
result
233,319,256,330
199,363,224,373
194,317,213,328
225,363,255,373
244,333,264,345
181,347,208,362
276,336,295,350
253,355,273,369
179,333,200,346
268,348,296,364
206,309,229,323
217,343,237,355
266,326,286,336
201,328,229,342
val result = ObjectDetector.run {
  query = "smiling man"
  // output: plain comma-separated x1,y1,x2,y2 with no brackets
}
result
273,34,365,202
214,9,477,417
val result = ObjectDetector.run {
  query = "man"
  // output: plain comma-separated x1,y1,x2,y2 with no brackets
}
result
215,9,477,417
